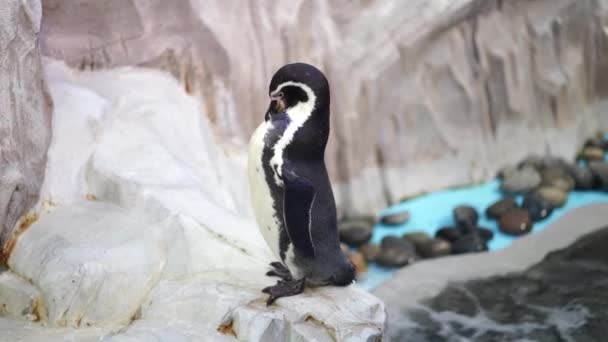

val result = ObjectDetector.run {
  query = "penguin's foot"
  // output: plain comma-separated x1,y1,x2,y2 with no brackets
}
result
266,262,293,281
262,278,306,306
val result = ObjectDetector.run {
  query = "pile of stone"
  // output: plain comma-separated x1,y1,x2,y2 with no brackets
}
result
493,134,608,235
339,134,607,277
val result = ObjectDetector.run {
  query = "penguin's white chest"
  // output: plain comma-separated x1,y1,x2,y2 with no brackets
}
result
248,121,282,259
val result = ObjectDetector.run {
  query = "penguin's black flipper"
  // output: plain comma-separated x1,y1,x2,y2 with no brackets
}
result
282,165,316,258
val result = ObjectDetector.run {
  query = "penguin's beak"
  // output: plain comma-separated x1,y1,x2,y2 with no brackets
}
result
270,93,285,113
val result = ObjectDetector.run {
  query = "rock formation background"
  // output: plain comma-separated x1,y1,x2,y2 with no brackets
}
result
38,0,608,217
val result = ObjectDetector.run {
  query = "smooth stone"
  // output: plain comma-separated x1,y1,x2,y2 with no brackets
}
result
589,162,608,190
517,155,544,171
359,244,381,262
403,232,433,251
540,167,575,192
485,197,517,219
451,233,488,254
567,165,598,190
338,221,373,247
500,166,541,193
476,227,495,242
453,205,479,230
535,186,568,207
380,211,410,226
579,147,605,161
418,238,451,258
376,237,416,267
435,226,463,242
498,208,533,236
347,252,367,276
521,192,554,222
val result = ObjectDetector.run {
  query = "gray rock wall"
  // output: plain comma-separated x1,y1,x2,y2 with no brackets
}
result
0,0,52,260
40,0,608,216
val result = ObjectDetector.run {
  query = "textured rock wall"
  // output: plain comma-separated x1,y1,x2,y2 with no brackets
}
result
40,0,608,216
0,0,52,259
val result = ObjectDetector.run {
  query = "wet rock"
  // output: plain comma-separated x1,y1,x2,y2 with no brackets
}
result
451,233,488,254
380,211,410,226
435,227,463,242
579,147,605,161
498,208,533,236
540,167,575,192
403,232,433,251
418,238,452,258
476,227,495,242
522,193,554,222
359,244,381,262
500,166,541,194
453,205,479,230
347,252,368,276
589,162,608,190
338,220,373,247
584,136,608,150
535,186,568,207
567,165,598,190
376,237,416,267
485,197,517,219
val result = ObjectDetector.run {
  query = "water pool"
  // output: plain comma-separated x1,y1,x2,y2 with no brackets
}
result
358,175,608,291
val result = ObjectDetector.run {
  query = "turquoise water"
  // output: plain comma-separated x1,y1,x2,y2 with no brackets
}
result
358,166,608,291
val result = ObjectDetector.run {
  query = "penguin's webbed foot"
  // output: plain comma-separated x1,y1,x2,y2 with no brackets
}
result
262,278,306,306
266,262,293,281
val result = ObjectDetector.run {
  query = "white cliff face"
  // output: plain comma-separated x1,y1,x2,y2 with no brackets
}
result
3,60,385,341
40,0,608,216
0,0,52,259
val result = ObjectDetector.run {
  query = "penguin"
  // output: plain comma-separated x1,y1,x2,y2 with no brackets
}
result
248,63,355,305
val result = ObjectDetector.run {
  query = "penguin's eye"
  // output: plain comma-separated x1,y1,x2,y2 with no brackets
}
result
276,92,284,99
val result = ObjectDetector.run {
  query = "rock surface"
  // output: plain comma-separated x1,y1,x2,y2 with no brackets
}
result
0,0,52,260
3,62,385,340
374,203,608,341
39,0,608,216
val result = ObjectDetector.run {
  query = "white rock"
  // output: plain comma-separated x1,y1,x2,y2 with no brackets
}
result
0,271,44,322
8,202,172,328
0,0,52,257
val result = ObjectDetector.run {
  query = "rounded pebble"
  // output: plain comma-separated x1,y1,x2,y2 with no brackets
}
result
435,227,463,242
589,162,608,190
403,232,433,251
453,205,479,230
376,237,416,267
359,244,381,262
380,211,410,226
498,208,533,236
338,221,373,247
540,167,575,192
521,192,554,222
419,238,452,258
485,197,517,219
500,166,541,194
476,227,495,242
535,186,568,207
579,147,605,161
451,233,488,254
568,165,597,190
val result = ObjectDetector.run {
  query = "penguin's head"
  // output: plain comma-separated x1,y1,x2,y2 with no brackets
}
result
266,63,330,121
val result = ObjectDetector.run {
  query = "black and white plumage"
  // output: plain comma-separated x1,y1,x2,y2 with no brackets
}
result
248,63,355,305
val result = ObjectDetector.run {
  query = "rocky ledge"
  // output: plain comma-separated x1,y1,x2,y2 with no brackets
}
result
0,60,385,341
